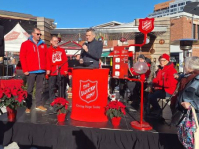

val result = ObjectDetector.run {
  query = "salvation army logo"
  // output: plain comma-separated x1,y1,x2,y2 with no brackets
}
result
41,45,44,48
4,31,20,41
79,80,98,104
52,51,62,63
138,18,154,34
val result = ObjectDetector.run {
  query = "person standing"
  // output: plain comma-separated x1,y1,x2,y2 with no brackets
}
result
46,36,68,103
20,28,47,113
80,28,103,68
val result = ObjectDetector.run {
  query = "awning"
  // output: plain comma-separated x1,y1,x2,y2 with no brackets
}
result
108,51,133,57
101,51,110,57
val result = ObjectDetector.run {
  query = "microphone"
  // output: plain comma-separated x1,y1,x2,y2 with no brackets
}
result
72,41,88,58
83,41,88,46
82,41,88,53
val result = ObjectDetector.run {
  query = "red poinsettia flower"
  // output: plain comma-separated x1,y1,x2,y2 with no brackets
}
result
50,97,69,114
11,87,18,96
23,91,28,98
15,95,24,103
4,88,11,98
0,88,4,99
105,100,126,118
65,104,68,110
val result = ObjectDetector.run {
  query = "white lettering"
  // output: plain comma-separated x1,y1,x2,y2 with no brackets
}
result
86,91,95,99
83,83,90,89
81,86,96,96
93,105,100,109
76,104,85,108
85,105,92,109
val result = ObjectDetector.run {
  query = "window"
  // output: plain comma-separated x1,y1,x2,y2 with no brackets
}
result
170,4,177,8
186,1,191,4
178,2,185,6
193,24,196,39
179,7,184,11
198,25,199,39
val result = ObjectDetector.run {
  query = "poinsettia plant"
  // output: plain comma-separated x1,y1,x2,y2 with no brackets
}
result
105,100,126,119
50,97,69,115
0,86,27,110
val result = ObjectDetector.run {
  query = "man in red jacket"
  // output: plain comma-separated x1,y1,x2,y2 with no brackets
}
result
147,53,178,114
20,28,47,113
46,36,68,103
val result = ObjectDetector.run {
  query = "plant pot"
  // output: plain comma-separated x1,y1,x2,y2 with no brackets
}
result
111,117,121,127
57,113,66,122
6,106,17,122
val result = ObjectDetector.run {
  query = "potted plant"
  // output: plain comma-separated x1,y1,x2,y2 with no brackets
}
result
50,97,69,122
105,100,126,126
0,86,27,121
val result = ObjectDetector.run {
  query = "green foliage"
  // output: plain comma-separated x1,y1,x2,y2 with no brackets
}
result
106,108,124,118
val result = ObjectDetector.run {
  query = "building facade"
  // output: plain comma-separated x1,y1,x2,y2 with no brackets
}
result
149,0,195,18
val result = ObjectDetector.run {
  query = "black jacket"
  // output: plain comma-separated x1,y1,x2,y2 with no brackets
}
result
80,39,103,68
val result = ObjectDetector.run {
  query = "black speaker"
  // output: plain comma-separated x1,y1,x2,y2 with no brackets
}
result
0,25,4,57
0,64,13,76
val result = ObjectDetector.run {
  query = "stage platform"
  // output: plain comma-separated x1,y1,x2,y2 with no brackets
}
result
0,101,184,149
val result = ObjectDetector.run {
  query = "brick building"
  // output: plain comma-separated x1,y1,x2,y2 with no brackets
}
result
148,0,199,71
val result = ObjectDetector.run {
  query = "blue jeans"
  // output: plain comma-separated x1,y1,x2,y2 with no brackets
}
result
148,90,171,110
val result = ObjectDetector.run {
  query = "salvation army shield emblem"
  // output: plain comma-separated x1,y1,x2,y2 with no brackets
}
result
138,18,154,34
79,80,98,104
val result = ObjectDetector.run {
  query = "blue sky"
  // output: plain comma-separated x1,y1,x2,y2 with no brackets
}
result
1,0,167,28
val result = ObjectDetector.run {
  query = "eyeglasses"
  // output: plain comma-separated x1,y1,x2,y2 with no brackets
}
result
160,60,167,62
36,33,42,36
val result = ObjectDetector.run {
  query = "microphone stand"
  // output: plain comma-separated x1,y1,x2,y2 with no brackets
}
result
72,48,82,58
51,59,68,97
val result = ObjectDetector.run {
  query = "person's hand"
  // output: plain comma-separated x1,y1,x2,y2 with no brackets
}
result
174,73,179,79
46,70,50,75
82,45,88,52
64,71,68,75
24,72,29,75
79,58,84,64
181,102,191,109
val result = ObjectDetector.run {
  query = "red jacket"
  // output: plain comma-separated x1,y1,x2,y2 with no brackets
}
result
20,38,47,72
153,63,177,95
46,46,68,76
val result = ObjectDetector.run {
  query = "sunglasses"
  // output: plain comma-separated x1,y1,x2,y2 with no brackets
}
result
36,33,42,36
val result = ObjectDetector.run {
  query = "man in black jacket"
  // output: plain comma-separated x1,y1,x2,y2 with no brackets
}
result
80,28,103,68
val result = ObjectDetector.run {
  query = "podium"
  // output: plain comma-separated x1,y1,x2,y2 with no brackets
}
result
70,68,109,122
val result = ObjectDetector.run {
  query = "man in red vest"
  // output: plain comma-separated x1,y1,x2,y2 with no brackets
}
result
20,28,47,113
46,36,68,103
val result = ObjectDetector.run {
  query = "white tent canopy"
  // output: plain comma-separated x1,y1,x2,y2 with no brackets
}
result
4,23,29,52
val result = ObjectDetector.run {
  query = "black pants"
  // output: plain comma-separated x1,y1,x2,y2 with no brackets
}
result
66,76,71,87
26,73,45,108
109,78,119,94
147,90,171,110
119,79,127,98
127,81,141,103
49,75,67,102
